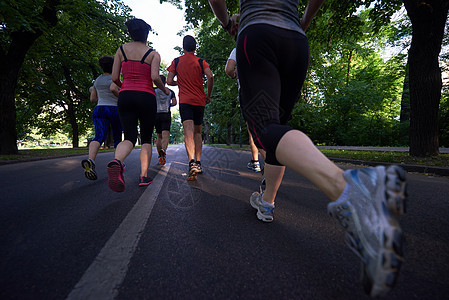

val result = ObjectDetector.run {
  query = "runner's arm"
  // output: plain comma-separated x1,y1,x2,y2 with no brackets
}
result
170,91,177,106
167,72,177,86
204,67,214,104
111,47,122,87
110,82,120,97
208,0,239,35
300,0,325,32
225,58,237,79
90,86,98,103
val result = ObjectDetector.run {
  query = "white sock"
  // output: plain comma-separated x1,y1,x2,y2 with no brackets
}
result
336,183,350,203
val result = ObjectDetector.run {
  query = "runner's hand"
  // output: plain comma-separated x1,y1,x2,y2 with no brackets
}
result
227,14,239,36
205,96,211,105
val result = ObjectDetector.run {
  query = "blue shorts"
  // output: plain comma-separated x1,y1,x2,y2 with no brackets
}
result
92,105,122,147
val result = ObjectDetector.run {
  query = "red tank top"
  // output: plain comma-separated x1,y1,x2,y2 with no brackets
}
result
119,46,155,95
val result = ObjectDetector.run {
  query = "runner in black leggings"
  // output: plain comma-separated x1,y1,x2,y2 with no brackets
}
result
109,18,169,192
209,0,408,297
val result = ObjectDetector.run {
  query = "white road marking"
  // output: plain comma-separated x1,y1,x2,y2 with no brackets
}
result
66,163,171,300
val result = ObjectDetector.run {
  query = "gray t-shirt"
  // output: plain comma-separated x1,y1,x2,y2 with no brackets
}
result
155,88,176,113
239,0,305,36
93,74,118,107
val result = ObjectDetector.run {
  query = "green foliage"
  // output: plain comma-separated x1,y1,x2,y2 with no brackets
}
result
173,0,414,146
14,0,132,145
170,110,184,143
440,90,449,147
9,0,448,149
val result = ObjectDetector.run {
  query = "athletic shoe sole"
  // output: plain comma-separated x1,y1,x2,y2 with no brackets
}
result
187,171,197,181
158,156,166,165
188,163,199,181
330,165,407,298
361,165,407,297
247,164,261,172
250,192,274,222
81,159,97,180
139,177,153,186
107,160,125,192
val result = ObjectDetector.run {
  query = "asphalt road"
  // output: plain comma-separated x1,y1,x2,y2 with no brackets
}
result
1,145,448,300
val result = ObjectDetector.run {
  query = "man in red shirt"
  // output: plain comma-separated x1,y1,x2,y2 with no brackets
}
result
167,35,214,180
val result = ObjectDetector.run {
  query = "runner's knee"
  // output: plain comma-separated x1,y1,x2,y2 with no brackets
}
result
254,123,292,166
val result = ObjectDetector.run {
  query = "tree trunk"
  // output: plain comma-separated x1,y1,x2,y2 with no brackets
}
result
0,75,19,154
0,0,60,154
346,49,353,86
66,97,79,148
205,121,210,144
400,63,410,123
0,30,41,155
226,122,232,145
404,0,449,156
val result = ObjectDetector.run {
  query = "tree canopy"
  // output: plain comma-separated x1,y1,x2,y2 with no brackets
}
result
161,0,448,154
1,0,448,156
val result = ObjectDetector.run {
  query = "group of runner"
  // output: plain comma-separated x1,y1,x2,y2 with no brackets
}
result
82,20,261,185
82,0,409,297
81,44,176,187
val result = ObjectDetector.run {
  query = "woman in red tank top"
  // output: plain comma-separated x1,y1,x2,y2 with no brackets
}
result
107,18,170,192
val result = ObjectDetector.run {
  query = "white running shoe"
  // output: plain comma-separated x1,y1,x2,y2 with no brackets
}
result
328,165,407,297
250,192,274,222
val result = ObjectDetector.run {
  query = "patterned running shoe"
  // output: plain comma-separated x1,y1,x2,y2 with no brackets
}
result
81,158,97,180
327,165,407,297
139,176,153,186
247,160,262,172
158,149,166,165
187,160,198,181
107,159,125,192
196,161,203,174
250,192,274,222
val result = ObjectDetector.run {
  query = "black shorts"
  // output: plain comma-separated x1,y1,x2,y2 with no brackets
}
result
237,24,309,165
155,112,171,133
179,103,205,125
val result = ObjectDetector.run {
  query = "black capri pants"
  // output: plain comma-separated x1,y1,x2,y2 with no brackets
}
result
118,90,157,145
236,24,309,165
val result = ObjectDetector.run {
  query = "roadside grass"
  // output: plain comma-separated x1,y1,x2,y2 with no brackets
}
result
209,144,449,168
1,144,448,168
0,147,113,161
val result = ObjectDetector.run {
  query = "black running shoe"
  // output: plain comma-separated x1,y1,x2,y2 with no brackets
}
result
196,161,203,174
188,160,198,181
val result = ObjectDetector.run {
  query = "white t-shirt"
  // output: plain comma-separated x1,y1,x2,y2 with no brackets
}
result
228,48,236,62
228,48,239,89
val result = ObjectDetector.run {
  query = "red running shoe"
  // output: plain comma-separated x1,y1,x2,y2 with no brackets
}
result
139,176,153,186
107,159,125,192
158,149,166,165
